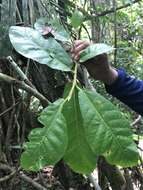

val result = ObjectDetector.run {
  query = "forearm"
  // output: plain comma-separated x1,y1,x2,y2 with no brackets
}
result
102,67,118,85
105,69,143,115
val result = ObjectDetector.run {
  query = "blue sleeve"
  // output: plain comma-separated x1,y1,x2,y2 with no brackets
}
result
105,69,143,115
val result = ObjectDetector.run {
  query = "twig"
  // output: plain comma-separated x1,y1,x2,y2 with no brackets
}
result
113,0,117,66
82,67,96,91
0,88,9,126
82,24,92,41
131,115,142,126
0,163,13,171
0,170,16,182
16,3,22,22
0,164,48,190
0,100,20,117
138,146,143,152
7,56,34,87
93,0,141,17
68,0,141,20
25,58,30,77
5,85,17,162
88,174,101,190
0,73,50,106
0,119,3,157
19,172,48,190
7,56,28,81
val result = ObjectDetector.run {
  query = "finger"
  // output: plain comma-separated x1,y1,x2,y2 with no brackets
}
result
74,41,89,54
71,53,74,59
74,53,80,61
74,40,89,49
74,40,85,47
71,40,88,52
71,41,83,52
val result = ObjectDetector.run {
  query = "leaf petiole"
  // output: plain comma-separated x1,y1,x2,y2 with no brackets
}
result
65,62,78,102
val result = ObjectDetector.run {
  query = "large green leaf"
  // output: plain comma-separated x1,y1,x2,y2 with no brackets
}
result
78,89,139,167
71,10,84,28
34,17,70,42
21,99,68,171
9,26,73,71
79,43,113,63
62,85,97,174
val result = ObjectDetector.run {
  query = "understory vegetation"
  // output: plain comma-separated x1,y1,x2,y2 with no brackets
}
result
0,0,143,189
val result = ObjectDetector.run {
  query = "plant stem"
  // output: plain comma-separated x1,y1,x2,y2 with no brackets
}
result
66,62,78,101
7,56,34,88
0,73,50,106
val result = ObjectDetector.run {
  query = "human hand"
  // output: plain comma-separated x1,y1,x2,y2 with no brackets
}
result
71,40,118,85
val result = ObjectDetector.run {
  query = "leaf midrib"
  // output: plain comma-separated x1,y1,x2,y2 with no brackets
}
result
83,91,131,154
73,92,84,151
35,105,62,151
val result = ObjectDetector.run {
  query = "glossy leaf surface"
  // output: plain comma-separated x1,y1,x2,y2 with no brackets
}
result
79,43,113,63
79,89,139,167
34,17,70,42
9,26,73,71
21,99,68,171
63,85,97,174
71,10,84,28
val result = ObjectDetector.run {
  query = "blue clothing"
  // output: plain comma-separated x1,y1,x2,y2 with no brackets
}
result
105,69,143,115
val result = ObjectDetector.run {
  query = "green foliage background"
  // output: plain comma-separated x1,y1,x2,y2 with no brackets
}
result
0,0,143,186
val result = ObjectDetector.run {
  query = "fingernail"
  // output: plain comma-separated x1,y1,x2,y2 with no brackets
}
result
75,56,79,61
